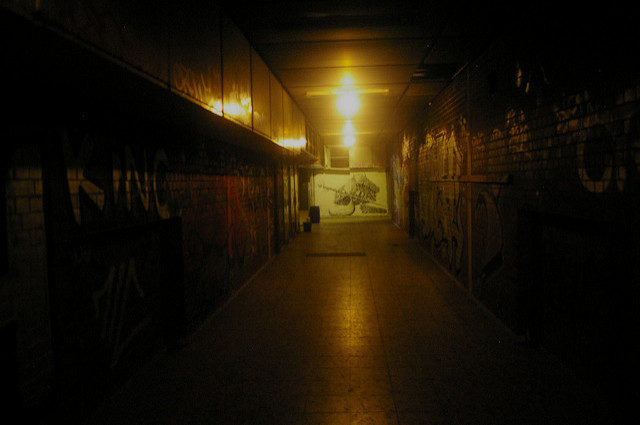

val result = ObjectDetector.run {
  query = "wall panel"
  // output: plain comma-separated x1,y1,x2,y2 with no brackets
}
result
38,0,169,82
169,3,222,113
222,14,252,126
251,50,271,136
282,91,294,143
270,75,284,143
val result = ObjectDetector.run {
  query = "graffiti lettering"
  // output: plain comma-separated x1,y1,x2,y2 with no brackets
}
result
62,129,106,224
416,126,465,274
555,91,637,193
153,149,170,219
473,189,504,295
92,258,151,368
125,146,150,211
63,127,171,224
172,63,217,109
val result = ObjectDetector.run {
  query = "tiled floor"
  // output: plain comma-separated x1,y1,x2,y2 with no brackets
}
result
89,221,611,424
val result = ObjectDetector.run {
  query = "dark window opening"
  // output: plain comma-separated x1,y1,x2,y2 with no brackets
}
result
330,147,349,168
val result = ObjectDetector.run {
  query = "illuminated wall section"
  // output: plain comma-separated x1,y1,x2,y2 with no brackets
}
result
282,91,306,148
169,3,222,113
283,91,294,143
251,49,271,137
222,14,252,127
280,88,307,149
270,74,284,144
294,105,307,149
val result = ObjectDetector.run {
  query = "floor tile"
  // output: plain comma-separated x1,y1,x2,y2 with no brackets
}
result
88,221,612,425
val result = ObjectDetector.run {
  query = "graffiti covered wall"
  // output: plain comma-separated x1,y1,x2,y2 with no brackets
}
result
1,1,308,418
392,32,640,409
38,103,287,416
391,133,411,228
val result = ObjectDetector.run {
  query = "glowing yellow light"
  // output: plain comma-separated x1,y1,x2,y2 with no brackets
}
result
336,72,360,118
241,97,252,113
343,134,355,147
341,74,355,86
342,120,356,147
337,91,359,118
224,97,252,117
280,138,307,148
224,102,242,116
210,100,223,115
343,120,355,135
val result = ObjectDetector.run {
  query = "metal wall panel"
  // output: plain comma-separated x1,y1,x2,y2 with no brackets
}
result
13,3,314,151
169,3,222,113
270,74,283,143
222,14,252,127
283,91,294,141
251,49,271,137
294,105,306,147
38,0,169,83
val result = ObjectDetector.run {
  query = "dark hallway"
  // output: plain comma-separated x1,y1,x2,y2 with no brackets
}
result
1,2,639,424
88,221,609,425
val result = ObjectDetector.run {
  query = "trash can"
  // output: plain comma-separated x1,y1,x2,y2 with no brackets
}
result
303,221,312,232
309,206,320,223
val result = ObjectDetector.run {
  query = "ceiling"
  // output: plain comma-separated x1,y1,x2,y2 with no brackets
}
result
225,1,499,148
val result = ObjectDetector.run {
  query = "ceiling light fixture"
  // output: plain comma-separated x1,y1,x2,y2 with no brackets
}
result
341,74,355,86
343,120,355,135
342,120,355,147
343,134,355,147
305,88,388,97
336,91,359,118
336,72,360,118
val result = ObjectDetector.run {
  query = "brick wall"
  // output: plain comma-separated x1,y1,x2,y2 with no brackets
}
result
392,20,640,410
1,144,54,413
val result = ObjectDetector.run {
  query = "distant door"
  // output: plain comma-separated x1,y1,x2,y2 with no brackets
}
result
299,169,309,210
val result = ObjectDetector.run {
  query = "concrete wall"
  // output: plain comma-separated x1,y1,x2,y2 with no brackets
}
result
391,22,640,410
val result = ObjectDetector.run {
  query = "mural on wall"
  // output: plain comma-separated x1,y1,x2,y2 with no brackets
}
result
315,172,388,217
